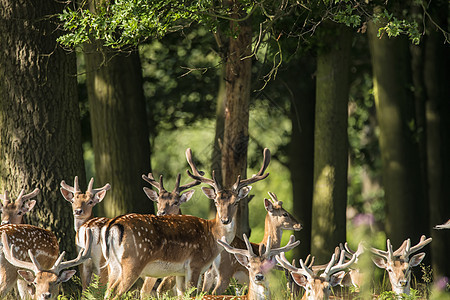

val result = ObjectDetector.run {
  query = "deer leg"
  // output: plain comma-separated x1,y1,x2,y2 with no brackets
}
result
176,276,185,296
157,276,176,296
202,267,217,292
80,259,94,290
0,264,18,297
140,277,157,297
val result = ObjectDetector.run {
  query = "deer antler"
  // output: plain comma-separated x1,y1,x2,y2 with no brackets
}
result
261,235,299,259
276,252,315,280
322,243,363,281
0,190,11,205
60,176,81,194
267,192,283,206
402,235,432,259
231,148,270,193
173,174,201,194
14,188,39,208
185,148,220,190
50,229,92,275
2,232,41,273
142,173,166,192
86,178,111,195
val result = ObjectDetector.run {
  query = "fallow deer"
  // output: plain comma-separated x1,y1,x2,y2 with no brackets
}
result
0,224,59,299
204,192,302,294
277,243,363,300
101,148,271,297
140,172,200,297
0,188,39,225
2,228,92,300
60,176,110,289
371,235,432,295
339,242,365,290
202,234,300,300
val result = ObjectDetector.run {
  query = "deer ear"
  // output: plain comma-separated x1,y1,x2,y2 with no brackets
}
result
340,272,354,287
180,190,195,203
264,198,273,212
58,270,77,283
329,271,346,287
233,253,249,269
201,187,217,200
291,273,308,287
21,200,36,213
94,190,107,203
410,252,426,267
60,188,74,202
371,256,387,269
238,186,252,199
17,270,35,283
143,187,159,202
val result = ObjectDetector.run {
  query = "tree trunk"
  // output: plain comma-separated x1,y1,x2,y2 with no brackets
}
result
311,22,351,263
0,0,85,292
221,5,252,237
368,17,427,247
209,64,226,219
286,55,316,260
84,44,154,217
424,0,450,278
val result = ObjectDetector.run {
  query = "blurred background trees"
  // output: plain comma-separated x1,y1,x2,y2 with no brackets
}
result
1,0,448,291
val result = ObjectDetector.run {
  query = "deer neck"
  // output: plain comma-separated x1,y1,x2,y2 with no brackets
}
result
209,212,237,244
248,281,270,300
74,215,92,232
261,214,282,248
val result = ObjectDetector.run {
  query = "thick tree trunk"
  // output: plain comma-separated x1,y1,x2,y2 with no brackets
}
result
221,9,252,237
368,18,427,247
84,44,154,217
424,0,450,278
311,22,351,263
286,55,316,260
209,65,226,219
0,1,85,295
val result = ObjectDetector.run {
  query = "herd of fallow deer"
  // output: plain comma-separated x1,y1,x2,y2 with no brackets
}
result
0,147,446,299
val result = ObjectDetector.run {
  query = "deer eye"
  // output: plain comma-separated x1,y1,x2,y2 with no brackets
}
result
17,211,22,216
282,213,288,217
174,201,179,205
87,200,94,205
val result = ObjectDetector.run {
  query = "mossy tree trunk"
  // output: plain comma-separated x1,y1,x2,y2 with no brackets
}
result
221,2,252,237
368,17,427,247
84,43,153,217
423,0,450,278
0,0,85,289
286,55,316,260
311,22,351,263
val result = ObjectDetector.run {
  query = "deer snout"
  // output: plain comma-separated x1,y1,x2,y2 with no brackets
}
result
221,217,231,225
73,209,83,216
255,273,264,282
293,223,302,231
157,210,166,216
41,292,52,299
398,279,408,287
1,220,10,225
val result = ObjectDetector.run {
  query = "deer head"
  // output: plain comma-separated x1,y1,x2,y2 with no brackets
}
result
0,189,39,225
186,148,270,225
371,235,432,295
60,177,110,226
277,243,363,300
218,234,299,299
264,192,302,232
2,229,92,300
142,173,200,216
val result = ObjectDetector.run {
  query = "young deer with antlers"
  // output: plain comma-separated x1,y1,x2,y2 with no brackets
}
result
371,235,432,295
201,234,300,300
0,188,39,225
2,229,92,300
204,192,302,294
101,148,270,297
140,172,200,296
277,243,363,300
0,224,59,299
60,176,110,289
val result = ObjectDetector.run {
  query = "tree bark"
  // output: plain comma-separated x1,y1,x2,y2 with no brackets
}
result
221,4,252,237
84,44,154,217
0,0,85,290
423,0,450,278
311,22,351,263
286,55,316,260
368,17,427,247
